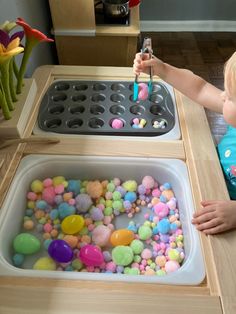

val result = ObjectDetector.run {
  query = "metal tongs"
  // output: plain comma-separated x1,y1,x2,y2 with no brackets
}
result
133,37,153,102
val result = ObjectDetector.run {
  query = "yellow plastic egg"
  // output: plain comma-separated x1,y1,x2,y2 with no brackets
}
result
33,257,56,270
110,229,134,246
61,215,84,235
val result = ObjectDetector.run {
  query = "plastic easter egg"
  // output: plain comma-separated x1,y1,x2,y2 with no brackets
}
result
110,229,134,246
79,244,104,266
13,233,41,255
33,257,57,270
48,239,73,263
61,214,84,234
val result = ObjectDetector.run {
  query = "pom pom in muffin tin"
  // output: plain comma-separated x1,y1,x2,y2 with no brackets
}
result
37,80,176,136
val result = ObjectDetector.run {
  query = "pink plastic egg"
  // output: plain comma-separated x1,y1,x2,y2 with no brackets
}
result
79,244,104,266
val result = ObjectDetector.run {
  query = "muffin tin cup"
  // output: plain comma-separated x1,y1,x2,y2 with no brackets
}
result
37,80,177,136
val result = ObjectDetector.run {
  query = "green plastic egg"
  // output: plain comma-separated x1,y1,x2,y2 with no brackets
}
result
13,233,41,255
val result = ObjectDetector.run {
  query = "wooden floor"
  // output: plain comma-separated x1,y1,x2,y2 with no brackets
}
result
141,32,236,143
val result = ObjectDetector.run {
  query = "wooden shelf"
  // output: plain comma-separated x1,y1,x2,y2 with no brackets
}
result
49,0,95,30
49,1,140,66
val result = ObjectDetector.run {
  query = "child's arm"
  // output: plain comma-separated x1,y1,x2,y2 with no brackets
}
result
191,200,236,234
133,53,223,113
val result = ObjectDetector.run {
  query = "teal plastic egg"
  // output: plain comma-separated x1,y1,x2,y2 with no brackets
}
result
13,233,41,255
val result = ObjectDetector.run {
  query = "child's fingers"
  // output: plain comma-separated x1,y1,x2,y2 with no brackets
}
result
201,200,216,206
192,206,215,219
200,200,225,207
192,211,216,225
195,217,221,231
202,223,228,235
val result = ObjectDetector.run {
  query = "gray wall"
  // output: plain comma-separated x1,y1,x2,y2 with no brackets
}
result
140,0,236,21
0,0,56,76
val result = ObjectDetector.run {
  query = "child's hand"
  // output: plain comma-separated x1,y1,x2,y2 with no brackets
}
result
133,53,163,77
191,200,236,234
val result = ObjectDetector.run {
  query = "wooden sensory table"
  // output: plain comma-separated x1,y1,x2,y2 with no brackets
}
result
0,65,235,314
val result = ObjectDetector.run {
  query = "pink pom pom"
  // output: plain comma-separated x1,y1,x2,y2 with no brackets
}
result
27,192,37,201
54,184,65,194
152,188,161,197
154,202,169,218
43,178,53,187
133,118,139,125
138,83,149,101
111,119,124,129
165,260,180,273
42,186,55,205
142,175,155,189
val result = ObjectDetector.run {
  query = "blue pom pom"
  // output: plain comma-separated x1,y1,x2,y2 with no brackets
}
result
12,253,24,267
149,214,154,222
25,208,34,216
157,219,170,234
127,225,138,233
65,265,74,271
152,226,159,235
43,239,53,250
159,195,167,203
67,180,81,196
36,200,47,210
50,209,59,220
124,191,137,203
163,183,171,190
170,223,178,232
58,202,75,219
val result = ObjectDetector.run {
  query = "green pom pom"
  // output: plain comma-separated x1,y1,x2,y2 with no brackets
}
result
122,180,137,192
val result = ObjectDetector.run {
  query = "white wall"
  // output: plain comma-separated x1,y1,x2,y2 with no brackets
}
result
0,0,56,76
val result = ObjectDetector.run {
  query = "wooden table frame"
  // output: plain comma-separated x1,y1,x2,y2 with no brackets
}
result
0,65,235,314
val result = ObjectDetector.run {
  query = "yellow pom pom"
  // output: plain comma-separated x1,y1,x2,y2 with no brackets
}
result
52,176,66,186
31,180,43,193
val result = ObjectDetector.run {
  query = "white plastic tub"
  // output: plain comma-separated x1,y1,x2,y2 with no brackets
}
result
0,155,205,285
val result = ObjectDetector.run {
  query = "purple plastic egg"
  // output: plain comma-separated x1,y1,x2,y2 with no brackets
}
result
79,244,104,267
48,239,73,263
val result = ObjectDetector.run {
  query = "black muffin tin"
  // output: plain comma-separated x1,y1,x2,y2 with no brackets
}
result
37,80,176,136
